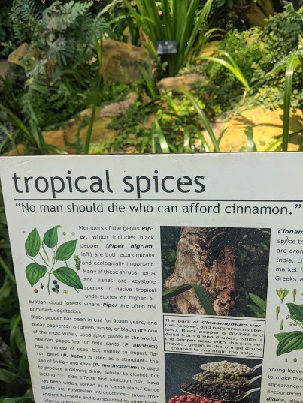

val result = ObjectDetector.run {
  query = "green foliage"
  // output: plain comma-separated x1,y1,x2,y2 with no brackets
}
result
104,85,221,154
53,266,83,289
192,5,303,116
247,293,266,318
11,0,40,45
122,0,216,77
0,185,33,401
275,331,303,356
1,0,109,153
0,1,15,57
277,51,303,151
197,51,250,92
99,0,139,44
275,303,303,356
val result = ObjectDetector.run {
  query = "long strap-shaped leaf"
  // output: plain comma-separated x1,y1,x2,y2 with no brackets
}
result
151,119,170,153
197,53,250,91
0,104,32,143
145,89,220,152
177,89,220,152
282,54,301,151
163,283,216,315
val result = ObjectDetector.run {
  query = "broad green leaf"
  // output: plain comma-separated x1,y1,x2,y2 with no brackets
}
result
25,228,41,257
55,240,77,261
43,225,60,248
287,303,303,323
53,267,83,289
25,263,47,286
275,331,303,356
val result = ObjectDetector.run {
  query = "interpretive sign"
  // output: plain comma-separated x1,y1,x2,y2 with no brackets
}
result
156,41,177,55
1,153,303,403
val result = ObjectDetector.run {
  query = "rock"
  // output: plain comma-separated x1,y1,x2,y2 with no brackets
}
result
8,44,54,75
97,92,137,118
102,39,149,84
157,73,203,92
199,41,220,57
8,44,29,68
210,107,303,152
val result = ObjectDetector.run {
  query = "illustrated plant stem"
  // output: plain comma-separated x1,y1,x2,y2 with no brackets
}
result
39,251,49,267
47,272,51,295
47,249,57,295
42,243,49,260
293,320,303,330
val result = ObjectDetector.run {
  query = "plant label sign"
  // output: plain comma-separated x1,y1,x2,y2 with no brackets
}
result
156,40,177,54
1,153,303,403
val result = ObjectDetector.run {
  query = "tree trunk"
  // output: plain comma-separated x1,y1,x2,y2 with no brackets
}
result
164,227,236,316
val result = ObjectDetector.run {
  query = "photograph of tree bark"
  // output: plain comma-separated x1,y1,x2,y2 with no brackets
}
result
161,227,271,317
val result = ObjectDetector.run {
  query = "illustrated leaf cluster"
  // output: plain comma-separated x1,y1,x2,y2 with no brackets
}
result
275,303,303,356
25,226,83,293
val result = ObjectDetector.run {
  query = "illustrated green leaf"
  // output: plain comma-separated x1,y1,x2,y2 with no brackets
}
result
43,225,60,248
25,228,41,257
287,303,303,323
274,332,291,342
55,240,77,261
74,255,81,271
53,267,83,289
275,331,303,356
26,263,47,286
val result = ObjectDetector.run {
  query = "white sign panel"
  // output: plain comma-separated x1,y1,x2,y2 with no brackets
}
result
1,153,303,403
